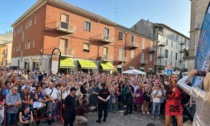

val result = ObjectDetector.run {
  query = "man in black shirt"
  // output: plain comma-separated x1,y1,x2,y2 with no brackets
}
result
124,85,134,115
63,87,77,126
96,83,110,123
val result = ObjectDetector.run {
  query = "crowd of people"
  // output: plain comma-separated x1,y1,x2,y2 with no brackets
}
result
0,68,194,126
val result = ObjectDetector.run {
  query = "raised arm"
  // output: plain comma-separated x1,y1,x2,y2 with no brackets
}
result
177,76,192,95
178,76,207,99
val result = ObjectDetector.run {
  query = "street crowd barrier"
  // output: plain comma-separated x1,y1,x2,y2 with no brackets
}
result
3,101,63,126
2,92,128,126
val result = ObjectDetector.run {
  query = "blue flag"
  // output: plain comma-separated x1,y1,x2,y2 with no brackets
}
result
192,3,210,87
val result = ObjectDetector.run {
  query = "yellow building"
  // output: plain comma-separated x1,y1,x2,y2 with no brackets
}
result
0,32,13,67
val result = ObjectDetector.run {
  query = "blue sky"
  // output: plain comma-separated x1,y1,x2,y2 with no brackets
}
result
0,0,190,37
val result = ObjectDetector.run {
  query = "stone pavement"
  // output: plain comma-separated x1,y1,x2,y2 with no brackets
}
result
40,111,192,126
41,110,164,126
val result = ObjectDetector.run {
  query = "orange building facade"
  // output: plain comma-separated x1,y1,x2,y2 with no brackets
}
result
11,0,157,73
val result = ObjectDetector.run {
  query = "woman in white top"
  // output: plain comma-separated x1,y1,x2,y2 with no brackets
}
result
178,70,210,126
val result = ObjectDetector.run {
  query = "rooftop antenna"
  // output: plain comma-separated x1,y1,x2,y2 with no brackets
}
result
114,5,118,22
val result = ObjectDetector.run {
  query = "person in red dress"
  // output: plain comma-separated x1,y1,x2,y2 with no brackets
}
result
165,74,183,126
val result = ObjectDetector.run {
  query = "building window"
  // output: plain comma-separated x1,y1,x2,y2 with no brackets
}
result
29,19,32,27
26,22,29,29
103,47,108,56
34,15,37,25
166,39,168,45
14,31,16,37
171,41,173,47
104,28,109,38
84,21,91,31
22,31,24,42
118,32,123,40
141,53,144,60
175,53,177,60
20,26,22,33
61,14,69,23
59,39,68,54
131,35,135,42
142,38,145,49
27,40,30,49
119,48,123,60
83,43,90,52
15,46,17,52
25,42,26,50
149,54,153,62
33,39,35,48
18,26,22,33
165,60,167,66
176,34,179,40
150,41,154,47
131,50,134,59
165,49,168,58
19,44,21,51
15,46,18,52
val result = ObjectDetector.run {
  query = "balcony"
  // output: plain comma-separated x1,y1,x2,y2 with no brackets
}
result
148,47,157,53
100,55,113,62
117,56,127,62
127,42,139,49
56,22,76,34
60,48,75,57
158,52,165,58
43,47,75,57
155,61,165,66
89,35,114,43
158,41,166,46
179,48,185,53
140,59,148,65
180,41,185,45
179,59,185,62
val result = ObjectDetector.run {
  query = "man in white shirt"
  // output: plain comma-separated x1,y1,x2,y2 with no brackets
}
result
151,85,162,119
46,81,61,125
130,78,138,111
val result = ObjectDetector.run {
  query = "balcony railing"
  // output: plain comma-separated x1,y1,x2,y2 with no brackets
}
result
101,55,113,61
60,48,75,57
155,61,165,66
158,53,165,58
179,48,185,53
127,42,139,49
43,47,75,57
89,35,114,43
179,59,185,62
140,59,148,65
180,41,185,45
117,56,127,62
148,47,157,53
56,22,76,34
158,41,166,46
